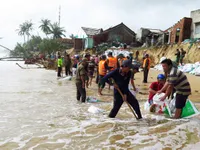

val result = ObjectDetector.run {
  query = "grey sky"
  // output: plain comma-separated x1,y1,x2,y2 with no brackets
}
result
0,0,200,50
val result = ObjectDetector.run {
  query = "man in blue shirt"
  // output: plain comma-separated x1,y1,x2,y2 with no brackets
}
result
100,59,142,119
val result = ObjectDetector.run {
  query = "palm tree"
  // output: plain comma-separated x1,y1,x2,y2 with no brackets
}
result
17,21,33,43
25,21,33,41
50,22,66,39
69,34,75,39
39,19,51,37
17,23,27,43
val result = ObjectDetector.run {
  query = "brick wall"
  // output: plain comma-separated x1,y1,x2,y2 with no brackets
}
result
169,17,192,44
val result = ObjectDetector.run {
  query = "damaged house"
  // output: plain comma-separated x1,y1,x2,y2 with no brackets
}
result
81,27,103,49
165,17,192,44
137,28,165,47
93,23,136,46
191,9,200,39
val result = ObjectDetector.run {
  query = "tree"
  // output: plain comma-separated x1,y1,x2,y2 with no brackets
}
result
17,23,27,43
11,43,32,58
25,35,42,52
69,34,75,39
25,21,33,41
39,19,51,37
50,22,66,39
17,20,33,42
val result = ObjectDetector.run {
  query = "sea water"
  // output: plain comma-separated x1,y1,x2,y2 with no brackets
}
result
0,61,200,150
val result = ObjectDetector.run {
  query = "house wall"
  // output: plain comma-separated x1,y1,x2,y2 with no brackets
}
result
74,38,84,51
169,17,192,44
191,9,200,38
107,26,136,45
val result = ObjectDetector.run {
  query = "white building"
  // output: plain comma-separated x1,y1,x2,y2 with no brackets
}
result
191,9,200,39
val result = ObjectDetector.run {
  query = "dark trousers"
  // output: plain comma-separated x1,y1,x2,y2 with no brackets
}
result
109,91,142,118
180,58,183,65
98,75,105,88
76,83,86,102
143,68,149,83
57,67,62,77
96,70,99,84
65,66,71,76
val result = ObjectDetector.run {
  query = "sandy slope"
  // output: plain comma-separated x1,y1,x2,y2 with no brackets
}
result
131,43,200,66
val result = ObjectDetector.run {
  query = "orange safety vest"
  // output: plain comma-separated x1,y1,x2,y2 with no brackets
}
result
99,60,107,76
108,57,117,70
143,58,151,69
119,57,127,66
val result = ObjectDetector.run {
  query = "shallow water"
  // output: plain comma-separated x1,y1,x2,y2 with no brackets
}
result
0,61,200,150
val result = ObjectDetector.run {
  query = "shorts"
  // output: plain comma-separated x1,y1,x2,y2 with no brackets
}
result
175,94,188,109
89,71,94,77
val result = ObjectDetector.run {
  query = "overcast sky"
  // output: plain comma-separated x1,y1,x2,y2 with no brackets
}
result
0,0,200,51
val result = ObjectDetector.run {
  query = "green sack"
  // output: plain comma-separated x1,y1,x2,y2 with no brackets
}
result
181,100,199,118
163,103,172,117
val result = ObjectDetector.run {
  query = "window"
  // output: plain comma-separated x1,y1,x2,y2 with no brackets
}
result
195,22,200,34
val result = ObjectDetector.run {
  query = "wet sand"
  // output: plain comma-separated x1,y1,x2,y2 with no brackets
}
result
87,68,200,107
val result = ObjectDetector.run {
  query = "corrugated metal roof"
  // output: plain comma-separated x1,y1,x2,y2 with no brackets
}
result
81,27,102,36
141,28,163,34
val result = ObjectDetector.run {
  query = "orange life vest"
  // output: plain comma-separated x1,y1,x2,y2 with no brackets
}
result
99,60,107,76
108,57,117,70
143,58,151,69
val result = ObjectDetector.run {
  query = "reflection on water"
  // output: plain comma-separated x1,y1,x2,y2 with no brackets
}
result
0,61,200,150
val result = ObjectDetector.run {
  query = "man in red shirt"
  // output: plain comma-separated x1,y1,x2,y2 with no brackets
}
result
148,74,166,105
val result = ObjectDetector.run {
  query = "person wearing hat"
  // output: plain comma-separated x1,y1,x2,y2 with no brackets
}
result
84,53,91,88
143,54,151,83
148,74,166,105
75,58,88,103
100,59,142,119
118,54,127,67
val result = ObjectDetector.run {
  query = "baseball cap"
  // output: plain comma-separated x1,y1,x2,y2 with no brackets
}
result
132,66,139,72
121,59,133,68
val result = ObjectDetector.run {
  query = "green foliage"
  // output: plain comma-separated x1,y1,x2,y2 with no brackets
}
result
39,19,51,37
38,38,63,55
17,20,33,42
14,19,67,58
49,22,66,39
11,43,32,58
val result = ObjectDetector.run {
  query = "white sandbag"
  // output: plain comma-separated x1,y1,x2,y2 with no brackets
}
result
154,64,163,71
88,105,104,114
153,93,166,104
144,101,151,111
105,50,130,57
148,93,172,115
179,64,194,73
58,76,72,81
194,66,200,76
